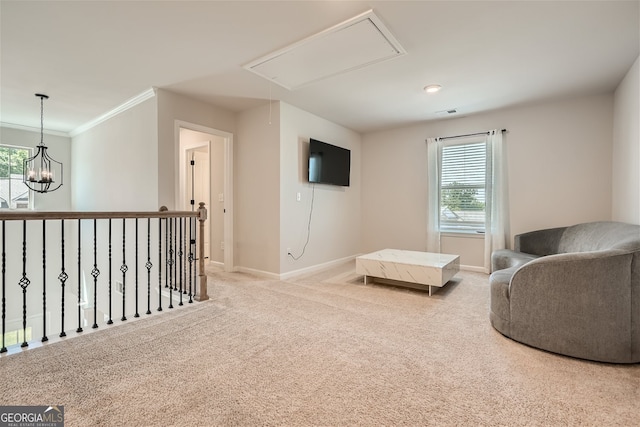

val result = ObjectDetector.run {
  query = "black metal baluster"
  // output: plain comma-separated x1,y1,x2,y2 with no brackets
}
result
134,218,139,318
164,218,170,288
91,219,100,329
1,220,7,352
176,217,180,295
146,218,152,315
193,216,198,302
174,217,178,301
41,220,48,342
174,217,179,292
188,217,194,304
20,220,30,347
107,219,113,325
168,217,173,309
157,218,162,312
183,217,188,296
121,218,128,321
173,217,178,297
179,217,184,306
77,219,82,333
59,220,67,337
173,217,177,295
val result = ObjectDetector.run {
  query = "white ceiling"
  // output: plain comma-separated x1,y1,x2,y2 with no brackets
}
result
1,1,638,135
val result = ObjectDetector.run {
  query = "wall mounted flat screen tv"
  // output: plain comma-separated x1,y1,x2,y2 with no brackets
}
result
308,138,351,186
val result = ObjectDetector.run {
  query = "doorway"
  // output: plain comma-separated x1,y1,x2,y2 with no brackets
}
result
185,144,211,260
177,122,234,272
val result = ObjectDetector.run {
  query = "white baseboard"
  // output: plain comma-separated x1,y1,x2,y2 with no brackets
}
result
231,258,487,280
234,254,358,281
279,254,357,280
460,264,488,273
207,260,224,269
235,266,281,280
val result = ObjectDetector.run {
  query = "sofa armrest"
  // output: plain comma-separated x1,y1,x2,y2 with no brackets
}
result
508,250,634,362
514,226,567,256
491,249,538,272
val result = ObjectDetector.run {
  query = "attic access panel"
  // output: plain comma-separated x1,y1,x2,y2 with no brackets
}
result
244,10,406,90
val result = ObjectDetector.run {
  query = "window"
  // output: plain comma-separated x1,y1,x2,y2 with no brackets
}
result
0,145,32,209
439,140,486,233
2,326,32,347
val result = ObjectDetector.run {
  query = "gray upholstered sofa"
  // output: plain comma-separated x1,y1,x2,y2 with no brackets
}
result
490,221,640,363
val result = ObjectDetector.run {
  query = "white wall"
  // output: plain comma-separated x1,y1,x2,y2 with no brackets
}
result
1,126,72,210
280,102,362,275
360,125,429,250
234,101,362,277
362,94,614,268
235,103,281,274
612,55,640,225
71,97,158,211
72,89,237,267
156,89,235,210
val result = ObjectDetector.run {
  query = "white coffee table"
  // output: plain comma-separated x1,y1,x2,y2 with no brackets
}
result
355,249,460,296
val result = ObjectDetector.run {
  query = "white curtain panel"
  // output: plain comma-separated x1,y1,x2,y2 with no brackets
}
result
484,130,508,272
426,137,441,253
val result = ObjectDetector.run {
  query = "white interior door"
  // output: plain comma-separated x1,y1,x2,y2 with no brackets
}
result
186,147,210,261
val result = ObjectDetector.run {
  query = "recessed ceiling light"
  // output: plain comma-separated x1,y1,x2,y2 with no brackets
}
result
424,84,442,93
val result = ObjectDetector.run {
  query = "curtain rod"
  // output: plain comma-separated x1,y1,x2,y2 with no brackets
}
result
437,128,507,141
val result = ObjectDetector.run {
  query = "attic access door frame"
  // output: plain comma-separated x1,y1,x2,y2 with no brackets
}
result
176,120,234,272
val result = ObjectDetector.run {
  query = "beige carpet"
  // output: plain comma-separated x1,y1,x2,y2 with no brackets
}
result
1,262,638,426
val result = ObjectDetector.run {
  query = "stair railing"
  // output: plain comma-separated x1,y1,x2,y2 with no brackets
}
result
0,203,208,353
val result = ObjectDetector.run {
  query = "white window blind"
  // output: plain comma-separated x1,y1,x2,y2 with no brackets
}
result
440,141,486,232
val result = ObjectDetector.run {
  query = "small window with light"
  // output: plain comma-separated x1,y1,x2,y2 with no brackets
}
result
0,144,33,209
439,140,487,233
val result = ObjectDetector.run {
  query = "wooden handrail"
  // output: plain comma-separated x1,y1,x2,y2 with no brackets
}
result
0,210,201,221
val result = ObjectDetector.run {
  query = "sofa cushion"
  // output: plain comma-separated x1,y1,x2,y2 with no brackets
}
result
515,226,566,256
558,221,640,253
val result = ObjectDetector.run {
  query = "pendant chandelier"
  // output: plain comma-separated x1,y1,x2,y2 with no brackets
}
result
23,93,63,193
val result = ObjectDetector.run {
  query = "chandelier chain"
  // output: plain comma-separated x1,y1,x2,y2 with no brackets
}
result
40,95,44,146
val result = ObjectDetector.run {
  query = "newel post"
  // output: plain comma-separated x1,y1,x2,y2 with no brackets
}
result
195,202,209,301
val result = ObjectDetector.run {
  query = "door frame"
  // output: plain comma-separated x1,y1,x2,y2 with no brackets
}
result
175,120,234,272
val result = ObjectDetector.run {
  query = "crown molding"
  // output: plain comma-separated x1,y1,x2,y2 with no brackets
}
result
0,122,70,138
69,87,157,137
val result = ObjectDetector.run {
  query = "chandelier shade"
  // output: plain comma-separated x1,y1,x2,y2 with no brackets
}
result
23,93,63,193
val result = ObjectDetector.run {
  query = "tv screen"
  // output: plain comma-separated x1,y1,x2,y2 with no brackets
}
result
308,138,351,186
